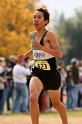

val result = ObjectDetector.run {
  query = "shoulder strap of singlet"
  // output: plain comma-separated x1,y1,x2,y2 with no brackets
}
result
32,30,49,45
40,30,49,46
32,32,36,43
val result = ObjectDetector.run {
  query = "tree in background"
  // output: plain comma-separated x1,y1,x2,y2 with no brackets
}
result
55,8,82,65
0,0,39,58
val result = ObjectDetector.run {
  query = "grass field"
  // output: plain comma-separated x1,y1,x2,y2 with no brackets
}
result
0,110,82,124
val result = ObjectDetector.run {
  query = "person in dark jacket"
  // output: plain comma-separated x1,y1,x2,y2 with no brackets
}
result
71,58,79,108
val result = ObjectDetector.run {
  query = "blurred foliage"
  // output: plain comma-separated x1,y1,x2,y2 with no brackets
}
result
1,0,82,65
0,0,39,58
54,8,82,64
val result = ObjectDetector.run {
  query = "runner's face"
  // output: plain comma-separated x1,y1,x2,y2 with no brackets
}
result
33,11,46,29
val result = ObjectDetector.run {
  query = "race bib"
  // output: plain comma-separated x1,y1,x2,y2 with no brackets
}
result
35,60,51,70
33,50,54,60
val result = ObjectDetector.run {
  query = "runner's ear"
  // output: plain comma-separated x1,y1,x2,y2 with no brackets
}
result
45,20,48,26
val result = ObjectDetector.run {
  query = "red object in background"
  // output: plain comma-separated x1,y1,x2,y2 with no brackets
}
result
41,94,46,112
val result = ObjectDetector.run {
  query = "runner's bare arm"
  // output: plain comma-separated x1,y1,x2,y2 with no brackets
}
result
24,49,33,58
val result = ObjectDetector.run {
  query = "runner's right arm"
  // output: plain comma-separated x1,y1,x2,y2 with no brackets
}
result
17,49,33,63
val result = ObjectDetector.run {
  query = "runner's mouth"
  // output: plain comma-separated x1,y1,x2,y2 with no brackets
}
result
34,23,39,26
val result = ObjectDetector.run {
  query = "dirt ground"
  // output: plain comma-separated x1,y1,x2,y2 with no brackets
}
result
0,113,82,124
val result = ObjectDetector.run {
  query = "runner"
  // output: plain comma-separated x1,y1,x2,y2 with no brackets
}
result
17,8,71,124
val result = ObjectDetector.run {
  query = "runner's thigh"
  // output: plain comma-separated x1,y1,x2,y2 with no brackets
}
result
29,76,43,97
48,88,61,104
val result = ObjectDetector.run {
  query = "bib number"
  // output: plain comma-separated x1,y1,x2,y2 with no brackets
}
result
35,61,50,70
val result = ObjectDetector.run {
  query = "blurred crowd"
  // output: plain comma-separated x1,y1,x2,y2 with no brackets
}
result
0,55,82,115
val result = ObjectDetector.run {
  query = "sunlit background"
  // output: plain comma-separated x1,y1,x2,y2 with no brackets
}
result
0,0,82,64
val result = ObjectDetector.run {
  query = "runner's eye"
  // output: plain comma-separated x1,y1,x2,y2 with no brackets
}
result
38,16,42,19
33,16,36,19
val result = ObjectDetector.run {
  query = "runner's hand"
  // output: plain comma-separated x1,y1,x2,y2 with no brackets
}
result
33,40,42,49
17,53,25,63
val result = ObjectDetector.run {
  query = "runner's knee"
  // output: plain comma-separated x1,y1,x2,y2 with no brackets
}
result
30,94,38,103
53,101,61,109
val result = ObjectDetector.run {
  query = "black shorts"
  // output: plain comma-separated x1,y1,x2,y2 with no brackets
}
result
31,67,61,90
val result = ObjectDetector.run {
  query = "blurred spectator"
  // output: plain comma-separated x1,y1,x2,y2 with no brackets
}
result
12,61,31,113
24,57,34,68
24,57,34,86
7,55,17,111
78,60,82,107
65,69,75,109
78,82,82,107
71,58,79,84
0,57,8,114
71,58,79,108
58,60,67,103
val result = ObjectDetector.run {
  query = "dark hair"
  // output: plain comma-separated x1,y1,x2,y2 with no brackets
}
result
36,8,50,25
